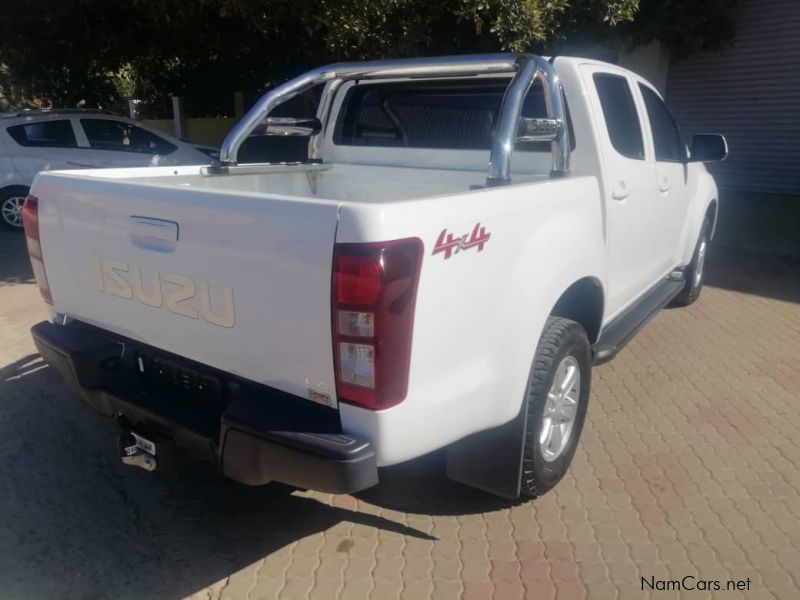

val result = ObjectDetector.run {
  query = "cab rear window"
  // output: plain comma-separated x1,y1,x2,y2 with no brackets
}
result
334,78,574,152
6,120,77,148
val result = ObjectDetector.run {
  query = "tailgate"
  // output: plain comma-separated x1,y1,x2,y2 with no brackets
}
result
33,173,340,407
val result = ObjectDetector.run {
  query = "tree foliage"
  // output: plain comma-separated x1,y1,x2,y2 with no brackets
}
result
624,0,742,56
0,0,742,109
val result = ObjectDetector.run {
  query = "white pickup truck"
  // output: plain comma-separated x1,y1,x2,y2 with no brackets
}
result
26,54,726,500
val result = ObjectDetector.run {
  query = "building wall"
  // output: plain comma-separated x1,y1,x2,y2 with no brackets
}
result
618,41,671,95
665,0,800,195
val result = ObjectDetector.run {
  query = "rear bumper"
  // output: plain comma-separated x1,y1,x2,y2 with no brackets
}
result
31,320,378,494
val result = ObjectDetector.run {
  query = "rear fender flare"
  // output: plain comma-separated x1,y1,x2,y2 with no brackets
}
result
447,230,604,500
490,205,605,428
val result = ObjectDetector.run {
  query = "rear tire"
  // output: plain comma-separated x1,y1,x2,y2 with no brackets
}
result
520,317,591,499
672,218,711,307
0,186,29,231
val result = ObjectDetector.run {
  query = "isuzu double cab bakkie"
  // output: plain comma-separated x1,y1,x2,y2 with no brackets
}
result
25,54,727,500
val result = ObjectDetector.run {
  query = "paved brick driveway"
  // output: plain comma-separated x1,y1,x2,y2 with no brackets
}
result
1,230,799,600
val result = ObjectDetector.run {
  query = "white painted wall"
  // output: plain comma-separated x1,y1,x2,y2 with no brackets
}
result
618,41,671,96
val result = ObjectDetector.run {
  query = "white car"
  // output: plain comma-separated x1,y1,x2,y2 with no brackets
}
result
26,55,726,500
0,109,217,229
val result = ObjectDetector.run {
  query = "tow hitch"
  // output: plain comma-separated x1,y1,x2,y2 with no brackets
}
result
118,419,165,472
119,432,157,471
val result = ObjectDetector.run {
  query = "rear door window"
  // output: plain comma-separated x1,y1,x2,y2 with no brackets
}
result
6,120,77,148
81,119,177,155
592,74,645,160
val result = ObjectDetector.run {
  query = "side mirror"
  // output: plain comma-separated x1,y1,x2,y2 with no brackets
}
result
251,117,322,137
689,134,728,162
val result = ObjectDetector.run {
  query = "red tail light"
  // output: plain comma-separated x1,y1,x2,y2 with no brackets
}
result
21,195,53,305
332,238,423,410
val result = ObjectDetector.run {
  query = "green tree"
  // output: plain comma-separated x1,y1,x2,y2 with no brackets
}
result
0,0,742,109
624,0,742,56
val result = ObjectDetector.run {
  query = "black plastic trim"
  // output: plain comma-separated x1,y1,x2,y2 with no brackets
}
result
592,276,685,365
31,320,378,494
446,403,526,500
222,428,378,493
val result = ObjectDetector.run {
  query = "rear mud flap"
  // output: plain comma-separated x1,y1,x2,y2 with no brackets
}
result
445,405,526,500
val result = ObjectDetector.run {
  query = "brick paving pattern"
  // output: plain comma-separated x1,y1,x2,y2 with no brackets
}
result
1,231,798,599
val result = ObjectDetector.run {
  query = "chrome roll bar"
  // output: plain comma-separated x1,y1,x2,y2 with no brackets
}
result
219,53,570,183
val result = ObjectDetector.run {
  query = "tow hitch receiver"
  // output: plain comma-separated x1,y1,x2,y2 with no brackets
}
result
118,420,166,472
119,430,157,471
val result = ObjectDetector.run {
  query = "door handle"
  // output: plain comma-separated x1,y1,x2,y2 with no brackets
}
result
611,181,629,200
659,178,670,193
128,216,178,252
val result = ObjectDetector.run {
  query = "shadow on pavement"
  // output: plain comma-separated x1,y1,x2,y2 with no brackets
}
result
705,243,800,304
0,357,435,600
0,230,33,285
357,453,517,516
704,190,800,304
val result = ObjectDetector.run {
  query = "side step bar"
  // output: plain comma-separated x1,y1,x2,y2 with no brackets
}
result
592,275,685,365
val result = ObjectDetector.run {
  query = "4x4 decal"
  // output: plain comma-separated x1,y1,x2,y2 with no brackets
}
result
432,223,491,259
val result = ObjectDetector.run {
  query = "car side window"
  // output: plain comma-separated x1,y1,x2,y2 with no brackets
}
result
80,119,177,155
6,120,77,148
639,84,685,162
592,73,644,160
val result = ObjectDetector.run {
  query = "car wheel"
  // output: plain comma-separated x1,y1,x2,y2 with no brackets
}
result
672,218,711,307
520,317,591,499
0,186,30,231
